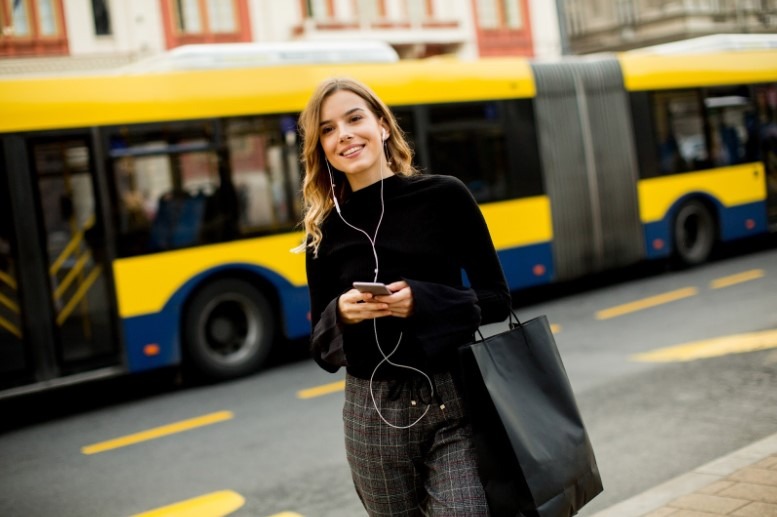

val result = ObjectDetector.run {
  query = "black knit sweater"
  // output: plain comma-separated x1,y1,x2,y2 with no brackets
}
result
306,173,511,379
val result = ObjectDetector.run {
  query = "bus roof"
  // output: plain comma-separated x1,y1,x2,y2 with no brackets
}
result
627,33,777,54
117,40,400,74
4,48,776,134
618,49,777,91
0,57,535,133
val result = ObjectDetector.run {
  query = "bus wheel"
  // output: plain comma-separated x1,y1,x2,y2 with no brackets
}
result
672,199,716,267
183,279,274,381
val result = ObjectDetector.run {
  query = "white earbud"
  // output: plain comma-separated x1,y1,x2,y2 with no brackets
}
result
325,159,341,214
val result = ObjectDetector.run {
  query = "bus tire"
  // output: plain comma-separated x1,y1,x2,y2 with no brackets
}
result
183,278,275,381
672,199,716,267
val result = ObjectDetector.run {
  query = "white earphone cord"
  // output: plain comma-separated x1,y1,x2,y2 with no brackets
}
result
326,149,434,429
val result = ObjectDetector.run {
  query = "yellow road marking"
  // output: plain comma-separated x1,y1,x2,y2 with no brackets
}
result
82,411,234,455
130,490,244,517
632,329,777,363
710,269,765,289
595,287,699,320
298,380,345,399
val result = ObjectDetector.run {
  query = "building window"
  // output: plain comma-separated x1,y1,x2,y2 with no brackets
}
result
206,0,237,32
175,0,237,34
36,0,56,35
476,0,522,29
91,0,111,35
1,0,62,36
616,0,637,25
161,0,251,48
176,0,203,33
1,0,68,57
401,0,433,21
305,0,333,19
358,0,382,21
8,0,32,36
474,0,530,57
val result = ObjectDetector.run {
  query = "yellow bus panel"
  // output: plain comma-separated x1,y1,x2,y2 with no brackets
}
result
112,194,551,319
638,163,767,223
619,50,777,91
480,195,553,249
113,232,306,318
0,58,535,133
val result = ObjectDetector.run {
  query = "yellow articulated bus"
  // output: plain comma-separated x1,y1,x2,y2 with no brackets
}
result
0,48,775,397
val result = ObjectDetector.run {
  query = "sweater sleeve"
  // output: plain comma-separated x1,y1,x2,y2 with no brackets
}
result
306,245,347,373
446,177,511,324
405,176,511,359
404,278,481,358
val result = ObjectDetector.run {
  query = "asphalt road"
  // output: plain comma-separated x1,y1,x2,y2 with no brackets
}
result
1,238,776,517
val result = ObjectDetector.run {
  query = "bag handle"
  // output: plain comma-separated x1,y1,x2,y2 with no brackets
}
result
474,309,522,343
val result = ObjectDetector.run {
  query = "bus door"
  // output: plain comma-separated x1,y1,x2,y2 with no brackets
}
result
28,137,119,377
0,147,29,390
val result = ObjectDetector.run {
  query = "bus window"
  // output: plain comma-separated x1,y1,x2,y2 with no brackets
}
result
651,90,706,173
225,116,301,235
31,139,117,368
753,84,777,220
0,156,27,387
109,123,227,255
703,86,755,167
424,101,512,203
391,107,417,154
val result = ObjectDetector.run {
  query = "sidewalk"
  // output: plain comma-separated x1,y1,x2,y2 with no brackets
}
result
591,432,777,517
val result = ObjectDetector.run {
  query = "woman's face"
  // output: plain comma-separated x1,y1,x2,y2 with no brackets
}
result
318,89,389,190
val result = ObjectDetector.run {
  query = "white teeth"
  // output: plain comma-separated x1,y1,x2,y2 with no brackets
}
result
342,146,362,157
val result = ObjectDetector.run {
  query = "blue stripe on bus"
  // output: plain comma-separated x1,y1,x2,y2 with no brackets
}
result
120,263,312,373
642,198,767,260
282,286,313,339
122,311,181,372
718,201,767,240
121,243,558,372
498,242,554,291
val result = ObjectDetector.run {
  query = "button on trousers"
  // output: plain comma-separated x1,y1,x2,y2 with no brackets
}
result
343,371,489,517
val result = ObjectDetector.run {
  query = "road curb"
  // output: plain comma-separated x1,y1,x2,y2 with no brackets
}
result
589,431,777,517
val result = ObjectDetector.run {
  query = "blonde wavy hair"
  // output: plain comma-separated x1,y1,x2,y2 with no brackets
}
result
296,77,417,256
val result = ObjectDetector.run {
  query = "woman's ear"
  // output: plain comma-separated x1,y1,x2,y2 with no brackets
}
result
379,117,389,141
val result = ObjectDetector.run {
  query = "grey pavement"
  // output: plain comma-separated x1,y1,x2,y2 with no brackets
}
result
590,431,777,516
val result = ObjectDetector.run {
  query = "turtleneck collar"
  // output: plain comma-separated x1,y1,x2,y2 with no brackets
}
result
348,173,402,200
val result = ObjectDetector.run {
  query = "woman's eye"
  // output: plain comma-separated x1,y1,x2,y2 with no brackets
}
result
349,115,363,123
321,127,332,135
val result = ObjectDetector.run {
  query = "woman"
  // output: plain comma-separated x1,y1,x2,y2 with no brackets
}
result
297,77,511,516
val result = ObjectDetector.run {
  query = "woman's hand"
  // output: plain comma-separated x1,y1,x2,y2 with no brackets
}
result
337,280,414,324
375,280,414,318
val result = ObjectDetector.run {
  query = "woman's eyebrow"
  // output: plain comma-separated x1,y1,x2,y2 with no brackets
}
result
319,107,365,127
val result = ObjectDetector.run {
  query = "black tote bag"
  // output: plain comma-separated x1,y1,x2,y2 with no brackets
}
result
458,312,603,516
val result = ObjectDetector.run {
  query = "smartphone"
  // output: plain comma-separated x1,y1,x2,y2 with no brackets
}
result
353,281,393,295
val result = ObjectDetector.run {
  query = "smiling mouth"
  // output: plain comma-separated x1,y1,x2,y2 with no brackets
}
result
341,145,364,157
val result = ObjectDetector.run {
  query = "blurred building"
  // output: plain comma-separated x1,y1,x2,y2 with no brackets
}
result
563,0,777,54
0,0,561,76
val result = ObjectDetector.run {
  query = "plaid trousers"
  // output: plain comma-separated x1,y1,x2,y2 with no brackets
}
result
343,371,489,517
